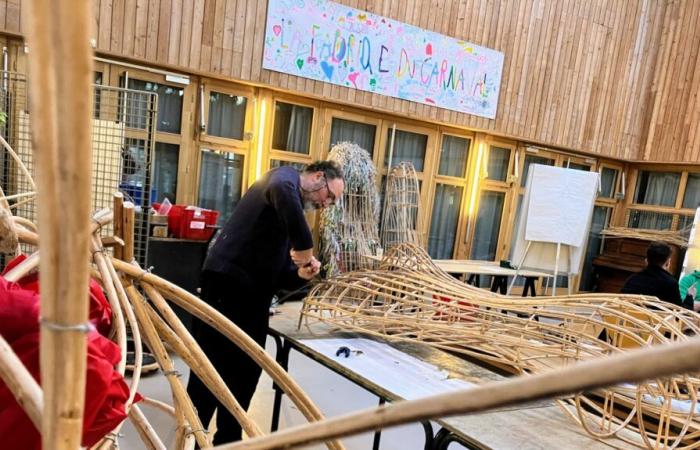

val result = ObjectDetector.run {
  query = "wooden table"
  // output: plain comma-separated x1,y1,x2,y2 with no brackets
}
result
268,303,637,450
364,255,553,296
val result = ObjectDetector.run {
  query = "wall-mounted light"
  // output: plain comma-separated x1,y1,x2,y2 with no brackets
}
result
254,98,267,181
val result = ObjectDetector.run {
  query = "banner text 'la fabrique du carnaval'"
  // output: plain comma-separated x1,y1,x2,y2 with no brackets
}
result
263,0,504,119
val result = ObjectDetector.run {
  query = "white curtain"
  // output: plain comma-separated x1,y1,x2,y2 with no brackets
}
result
438,135,470,177
428,184,463,259
486,146,510,181
330,118,376,155
385,130,427,171
208,93,246,140
682,173,700,209
634,171,679,206
470,190,505,260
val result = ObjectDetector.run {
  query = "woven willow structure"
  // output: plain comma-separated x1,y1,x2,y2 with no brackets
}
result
601,226,689,247
302,243,700,449
380,162,424,250
4,204,343,450
319,142,381,276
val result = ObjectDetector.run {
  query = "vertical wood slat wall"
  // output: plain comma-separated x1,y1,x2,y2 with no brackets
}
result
2,0,698,163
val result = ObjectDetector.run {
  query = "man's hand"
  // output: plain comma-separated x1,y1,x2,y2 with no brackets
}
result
298,257,321,280
689,283,698,300
290,248,313,267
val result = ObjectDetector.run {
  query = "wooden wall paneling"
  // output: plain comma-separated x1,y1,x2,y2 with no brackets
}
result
133,0,148,59
688,46,700,162
505,0,528,138
122,0,137,56
673,1,700,161
167,0,183,66
156,0,172,63
231,0,245,79
97,0,112,50
0,0,6,32
111,0,125,54
5,0,18,33
145,0,160,61
221,0,236,76
178,0,193,67
209,0,225,73
189,0,205,70
199,0,216,73
529,0,557,139
250,2,266,81
91,0,100,46
520,0,545,139
643,2,676,161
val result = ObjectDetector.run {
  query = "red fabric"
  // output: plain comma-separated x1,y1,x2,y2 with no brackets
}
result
0,255,134,449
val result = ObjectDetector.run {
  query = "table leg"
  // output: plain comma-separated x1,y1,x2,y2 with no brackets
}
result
523,277,536,297
432,427,482,450
270,336,291,432
372,398,386,450
421,421,435,450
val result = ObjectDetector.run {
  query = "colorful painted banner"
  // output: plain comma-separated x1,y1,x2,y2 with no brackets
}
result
262,0,505,119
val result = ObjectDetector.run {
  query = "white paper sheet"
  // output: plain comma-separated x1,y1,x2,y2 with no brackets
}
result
511,165,600,275
525,165,600,246
301,338,475,400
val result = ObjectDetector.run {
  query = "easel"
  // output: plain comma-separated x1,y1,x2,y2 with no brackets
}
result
507,240,575,296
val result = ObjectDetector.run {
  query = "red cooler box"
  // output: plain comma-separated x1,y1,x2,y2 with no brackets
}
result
167,205,218,240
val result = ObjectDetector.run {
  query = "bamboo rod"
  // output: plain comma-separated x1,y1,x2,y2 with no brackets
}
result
0,335,43,430
219,337,700,450
141,282,263,438
125,284,211,448
122,201,135,263
111,259,344,450
140,396,176,417
0,134,36,190
128,404,167,450
112,192,124,261
22,0,94,448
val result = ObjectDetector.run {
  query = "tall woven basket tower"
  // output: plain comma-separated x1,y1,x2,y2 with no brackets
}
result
319,142,381,277
381,162,424,251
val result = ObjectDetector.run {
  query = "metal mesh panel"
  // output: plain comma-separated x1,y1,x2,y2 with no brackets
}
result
0,71,157,267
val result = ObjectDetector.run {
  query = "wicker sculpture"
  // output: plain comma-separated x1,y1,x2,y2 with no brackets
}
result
319,142,381,276
601,226,689,247
2,201,344,450
301,243,700,449
380,162,425,250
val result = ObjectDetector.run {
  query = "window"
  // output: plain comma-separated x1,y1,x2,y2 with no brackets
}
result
567,162,591,171
470,191,505,260
120,138,150,206
198,150,245,225
682,173,700,209
270,159,306,171
127,79,183,133
521,155,554,187
152,143,179,203
634,171,680,207
486,146,510,181
600,167,619,199
627,210,674,230
329,118,376,155
438,135,470,178
272,102,313,153
428,184,463,259
384,129,428,171
579,206,612,291
207,92,247,140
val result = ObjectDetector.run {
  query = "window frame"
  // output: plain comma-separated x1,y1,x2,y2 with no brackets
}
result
199,80,255,148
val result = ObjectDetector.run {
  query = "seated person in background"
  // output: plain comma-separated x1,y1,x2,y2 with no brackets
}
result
621,241,691,309
679,269,700,312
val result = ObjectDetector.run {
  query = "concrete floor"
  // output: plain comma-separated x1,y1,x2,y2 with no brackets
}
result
120,337,454,449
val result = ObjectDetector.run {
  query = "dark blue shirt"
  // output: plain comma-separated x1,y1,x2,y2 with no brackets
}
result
621,265,683,307
203,167,313,295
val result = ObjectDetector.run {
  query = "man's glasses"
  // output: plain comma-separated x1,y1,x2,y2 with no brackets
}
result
322,174,337,205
